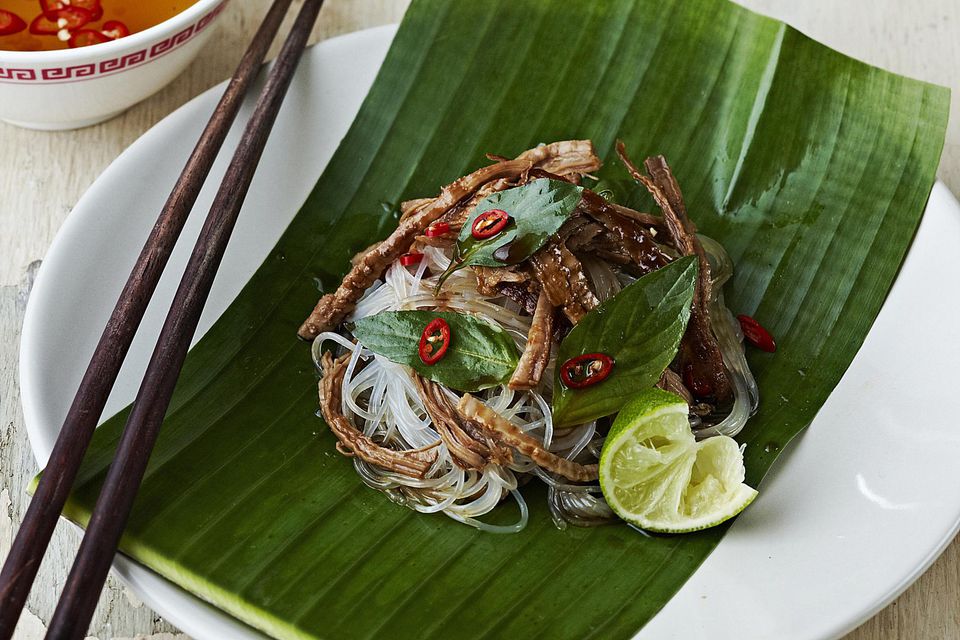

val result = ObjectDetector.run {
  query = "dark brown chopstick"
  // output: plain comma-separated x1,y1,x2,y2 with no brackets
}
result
0,1,297,637
42,0,325,636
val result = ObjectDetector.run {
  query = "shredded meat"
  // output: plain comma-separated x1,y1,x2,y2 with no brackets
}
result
298,141,601,339
658,367,693,405
473,265,528,294
616,141,732,404
413,376,513,470
608,202,667,236
471,265,539,313
578,190,671,274
437,142,601,230
319,352,439,477
514,140,602,176
526,167,579,185
563,219,604,253
529,239,599,324
416,232,457,250
398,198,434,222
509,291,555,390
438,177,515,230
350,242,382,266
499,282,539,314
458,395,598,482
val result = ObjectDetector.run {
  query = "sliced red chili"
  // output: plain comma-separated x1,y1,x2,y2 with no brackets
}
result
737,314,776,353
68,28,109,48
560,353,614,389
77,0,104,20
100,19,129,40
29,13,60,35
399,252,424,267
425,222,450,237
59,7,95,29
471,209,510,240
40,0,102,21
39,0,62,17
418,318,451,365
0,10,27,36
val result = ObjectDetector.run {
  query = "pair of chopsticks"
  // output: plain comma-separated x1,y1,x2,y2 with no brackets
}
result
0,0,325,637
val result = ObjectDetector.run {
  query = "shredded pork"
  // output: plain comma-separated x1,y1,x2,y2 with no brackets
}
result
578,190,672,274
529,239,599,324
508,290,555,390
459,394,598,482
617,142,732,404
414,376,513,471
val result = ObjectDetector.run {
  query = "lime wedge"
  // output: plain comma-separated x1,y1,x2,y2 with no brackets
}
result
599,388,757,533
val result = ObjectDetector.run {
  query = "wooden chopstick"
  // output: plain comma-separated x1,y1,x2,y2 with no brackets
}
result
42,0,326,636
0,1,297,637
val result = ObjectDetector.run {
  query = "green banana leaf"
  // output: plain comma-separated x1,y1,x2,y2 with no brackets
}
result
52,0,948,638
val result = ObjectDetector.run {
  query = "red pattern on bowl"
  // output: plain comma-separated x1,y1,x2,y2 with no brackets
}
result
0,1,226,84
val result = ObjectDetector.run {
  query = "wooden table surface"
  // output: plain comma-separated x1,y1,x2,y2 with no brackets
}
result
1,1,958,638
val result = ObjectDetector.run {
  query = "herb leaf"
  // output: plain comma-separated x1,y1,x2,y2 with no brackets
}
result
437,179,582,286
352,310,519,392
552,257,698,427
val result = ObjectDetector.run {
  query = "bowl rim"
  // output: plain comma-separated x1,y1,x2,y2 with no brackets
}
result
0,0,224,62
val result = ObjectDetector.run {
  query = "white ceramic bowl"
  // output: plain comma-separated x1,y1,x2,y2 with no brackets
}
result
0,0,227,130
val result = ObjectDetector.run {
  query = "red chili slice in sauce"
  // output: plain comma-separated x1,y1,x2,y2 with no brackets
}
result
58,7,95,30
560,353,614,389
425,222,450,237
471,209,510,240
418,318,451,365
737,314,776,353
29,13,61,35
100,19,129,40
0,10,27,36
41,0,102,21
399,252,423,267
68,28,109,47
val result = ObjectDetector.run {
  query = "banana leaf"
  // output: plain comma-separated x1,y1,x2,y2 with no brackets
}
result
52,0,948,638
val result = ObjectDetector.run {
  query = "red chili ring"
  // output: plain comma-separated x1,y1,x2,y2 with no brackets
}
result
560,353,614,389
57,7,95,29
29,13,61,35
0,10,27,36
737,314,776,353
101,19,130,40
471,209,510,240
419,317,451,365
68,28,110,47
399,252,424,267
40,0,102,21
425,222,450,237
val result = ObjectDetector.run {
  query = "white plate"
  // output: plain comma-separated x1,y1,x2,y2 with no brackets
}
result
20,25,960,640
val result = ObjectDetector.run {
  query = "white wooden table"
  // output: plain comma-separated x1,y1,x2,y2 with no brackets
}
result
1,1,957,638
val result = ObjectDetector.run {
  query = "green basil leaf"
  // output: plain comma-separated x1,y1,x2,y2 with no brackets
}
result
437,179,582,285
552,256,698,427
352,310,519,392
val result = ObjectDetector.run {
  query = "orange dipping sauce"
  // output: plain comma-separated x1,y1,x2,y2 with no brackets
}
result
0,0,197,51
